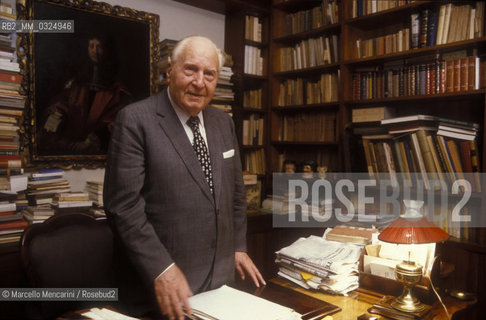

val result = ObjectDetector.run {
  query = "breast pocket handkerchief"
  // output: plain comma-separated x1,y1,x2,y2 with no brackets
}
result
223,149,235,159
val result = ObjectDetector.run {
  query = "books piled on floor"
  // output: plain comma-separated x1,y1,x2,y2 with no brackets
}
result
275,232,362,295
0,192,27,244
52,192,93,213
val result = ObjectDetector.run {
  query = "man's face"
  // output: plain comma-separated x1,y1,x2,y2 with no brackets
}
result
167,40,219,116
88,38,104,63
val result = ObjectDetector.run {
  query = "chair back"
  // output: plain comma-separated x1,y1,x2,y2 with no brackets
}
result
21,212,116,319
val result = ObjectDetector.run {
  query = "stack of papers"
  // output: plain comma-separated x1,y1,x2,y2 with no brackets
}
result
275,234,363,295
82,308,139,320
188,285,301,320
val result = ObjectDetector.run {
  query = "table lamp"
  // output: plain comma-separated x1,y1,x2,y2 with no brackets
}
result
378,200,449,313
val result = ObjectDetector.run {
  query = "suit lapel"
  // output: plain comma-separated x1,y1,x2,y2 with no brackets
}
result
156,90,215,205
203,109,222,211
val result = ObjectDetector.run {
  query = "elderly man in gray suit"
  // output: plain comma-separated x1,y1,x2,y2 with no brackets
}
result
104,36,265,320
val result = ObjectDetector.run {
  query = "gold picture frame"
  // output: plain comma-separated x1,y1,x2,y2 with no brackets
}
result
18,0,159,169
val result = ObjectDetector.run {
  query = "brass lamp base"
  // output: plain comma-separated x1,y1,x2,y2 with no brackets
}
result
369,295,431,320
392,260,425,313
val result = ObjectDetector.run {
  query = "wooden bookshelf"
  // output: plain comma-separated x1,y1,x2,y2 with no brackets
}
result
173,1,486,317
269,0,342,176
340,1,486,319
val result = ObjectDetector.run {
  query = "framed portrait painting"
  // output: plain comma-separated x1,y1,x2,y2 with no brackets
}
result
18,0,159,168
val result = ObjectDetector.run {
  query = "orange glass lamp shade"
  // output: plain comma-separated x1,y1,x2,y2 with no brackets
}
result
378,216,450,245
377,200,449,313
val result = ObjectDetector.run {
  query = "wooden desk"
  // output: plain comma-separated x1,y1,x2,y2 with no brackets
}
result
269,278,476,320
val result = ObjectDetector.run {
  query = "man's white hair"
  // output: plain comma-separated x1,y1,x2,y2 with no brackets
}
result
169,35,224,70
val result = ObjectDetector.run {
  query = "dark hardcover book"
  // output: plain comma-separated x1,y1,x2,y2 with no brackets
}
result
0,192,17,202
410,13,420,49
426,9,438,46
419,9,430,48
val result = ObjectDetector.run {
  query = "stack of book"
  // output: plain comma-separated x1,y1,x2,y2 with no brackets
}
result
0,192,27,244
51,192,93,213
212,53,234,116
275,234,362,295
158,38,177,85
23,204,55,224
26,169,71,205
85,180,103,207
0,2,26,198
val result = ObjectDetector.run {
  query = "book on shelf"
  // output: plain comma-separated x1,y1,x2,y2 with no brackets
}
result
352,106,394,123
243,149,265,175
244,45,263,76
245,15,262,43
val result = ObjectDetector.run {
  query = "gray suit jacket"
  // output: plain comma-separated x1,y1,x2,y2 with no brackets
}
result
104,89,247,294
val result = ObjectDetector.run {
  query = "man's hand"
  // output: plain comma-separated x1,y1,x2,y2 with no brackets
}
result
154,264,193,320
235,251,266,287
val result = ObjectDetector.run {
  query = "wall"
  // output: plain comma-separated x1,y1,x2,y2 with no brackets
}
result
62,0,225,191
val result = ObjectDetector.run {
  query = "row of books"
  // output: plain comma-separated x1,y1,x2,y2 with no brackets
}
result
357,3,484,59
243,88,262,109
242,114,264,146
282,0,339,36
357,28,411,59
356,114,481,192
243,149,265,175
244,15,262,43
278,111,336,143
351,0,415,18
278,34,339,72
351,54,481,100
277,72,339,106
410,4,483,49
244,45,263,76
434,2,484,46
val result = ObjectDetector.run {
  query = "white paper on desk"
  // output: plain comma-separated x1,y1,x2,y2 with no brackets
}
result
82,307,139,320
188,285,301,320
378,242,436,275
